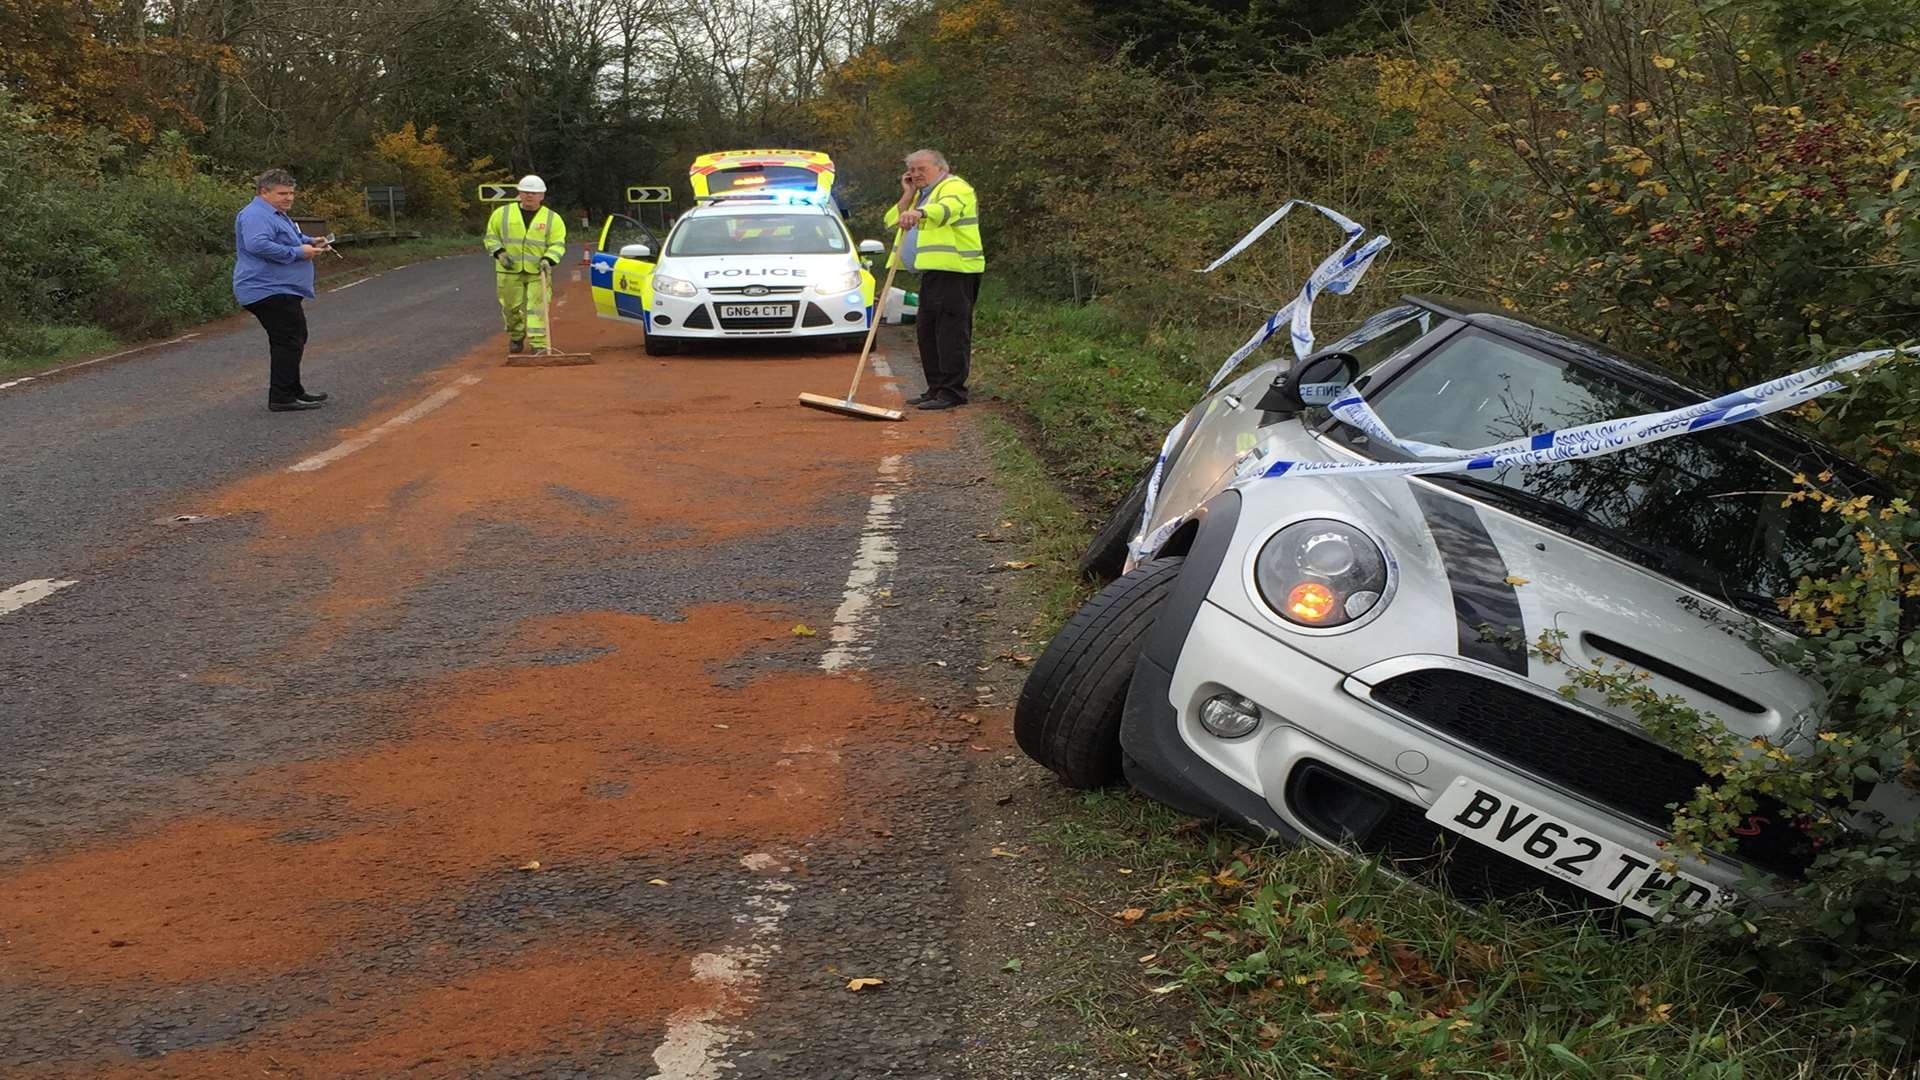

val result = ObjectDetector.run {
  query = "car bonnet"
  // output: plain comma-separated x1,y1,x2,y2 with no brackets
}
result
1206,468,1817,745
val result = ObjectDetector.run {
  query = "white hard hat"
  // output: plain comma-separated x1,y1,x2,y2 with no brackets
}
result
517,174,547,193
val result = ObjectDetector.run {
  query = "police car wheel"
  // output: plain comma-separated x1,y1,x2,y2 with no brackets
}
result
644,333,679,357
1015,556,1184,788
1079,468,1153,584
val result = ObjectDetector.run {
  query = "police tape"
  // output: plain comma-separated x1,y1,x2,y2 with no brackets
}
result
1135,201,1394,560
1129,200,1910,562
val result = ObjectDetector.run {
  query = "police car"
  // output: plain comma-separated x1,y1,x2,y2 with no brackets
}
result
1017,295,1915,916
589,150,896,356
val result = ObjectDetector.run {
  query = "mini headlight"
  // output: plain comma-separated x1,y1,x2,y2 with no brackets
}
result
653,274,697,298
1254,519,1390,629
814,270,862,295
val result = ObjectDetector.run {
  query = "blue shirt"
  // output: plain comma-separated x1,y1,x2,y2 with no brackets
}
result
232,196,316,305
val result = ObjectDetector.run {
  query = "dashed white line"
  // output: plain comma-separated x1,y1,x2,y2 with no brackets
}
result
0,579,78,617
647,854,797,1079
286,374,481,473
327,276,372,293
819,452,909,673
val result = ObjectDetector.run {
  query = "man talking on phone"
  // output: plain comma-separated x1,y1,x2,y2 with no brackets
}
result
884,150,985,411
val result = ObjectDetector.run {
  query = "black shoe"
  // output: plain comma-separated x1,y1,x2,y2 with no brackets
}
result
509,338,525,354
296,391,328,403
916,396,961,411
268,398,326,412
905,392,934,405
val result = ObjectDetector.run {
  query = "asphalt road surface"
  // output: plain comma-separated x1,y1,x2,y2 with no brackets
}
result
0,255,1063,1078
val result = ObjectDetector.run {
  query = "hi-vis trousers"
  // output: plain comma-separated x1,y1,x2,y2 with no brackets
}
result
495,269,549,347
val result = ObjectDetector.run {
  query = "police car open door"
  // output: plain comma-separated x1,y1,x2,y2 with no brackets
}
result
589,214,658,323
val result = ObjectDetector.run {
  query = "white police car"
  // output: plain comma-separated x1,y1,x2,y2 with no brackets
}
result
589,193,883,356
1018,295,1913,916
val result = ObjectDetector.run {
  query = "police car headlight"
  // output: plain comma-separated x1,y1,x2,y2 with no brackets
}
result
1253,519,1391,629
813,270,862,296
653,274,697,299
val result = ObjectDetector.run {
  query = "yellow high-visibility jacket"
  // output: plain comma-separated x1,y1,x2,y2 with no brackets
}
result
485,205,567,273
885,174,984,273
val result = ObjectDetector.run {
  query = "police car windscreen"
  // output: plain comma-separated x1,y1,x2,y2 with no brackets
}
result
666,214,849,257
707,166,817,194
1349,329,1863,620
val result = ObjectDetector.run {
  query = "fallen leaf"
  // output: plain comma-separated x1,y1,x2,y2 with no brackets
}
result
1117,907,1147,924
791,624,817,637
1895,168,1912,193
713,723,730,730
970,744,992,752
1504,575,1530,586
1138,953,1158,964
517,861,542,872
1116,867,1134,875
1149,982,1185,994
648,878,670,886
1001,561,1036,570
1002,958,1023,973
990,847,1021,858
927,659,948,667
846,977,885,992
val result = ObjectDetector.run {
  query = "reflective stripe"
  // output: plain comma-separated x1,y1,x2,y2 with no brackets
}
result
951,217,978,227
914,245,984,257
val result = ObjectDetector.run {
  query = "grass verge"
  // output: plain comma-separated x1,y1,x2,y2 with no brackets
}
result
972,281,1233,505
973,291,1901,1080
0,234,476,380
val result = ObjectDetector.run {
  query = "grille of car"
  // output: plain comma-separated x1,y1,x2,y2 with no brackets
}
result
715,305,799,331
684,306,714,329
802,303,832,327
1370,668,1812,878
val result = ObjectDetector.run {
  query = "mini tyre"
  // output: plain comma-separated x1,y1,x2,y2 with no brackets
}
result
1078,469,1153,583
1015,556,1184,788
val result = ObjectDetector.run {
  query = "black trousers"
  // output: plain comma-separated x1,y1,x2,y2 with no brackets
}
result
915,270,981,403
244,293,308,402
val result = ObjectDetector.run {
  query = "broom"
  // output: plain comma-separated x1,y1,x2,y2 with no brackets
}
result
506,263,594,366
798,234,906,421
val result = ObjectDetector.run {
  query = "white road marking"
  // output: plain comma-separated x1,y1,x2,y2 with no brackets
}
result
286,375,481,473
647,854,796,1079
327,277,372,293
0,579,78,616
0,334,202,394
819,451,909,673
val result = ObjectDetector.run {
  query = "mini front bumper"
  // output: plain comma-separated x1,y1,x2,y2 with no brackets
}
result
1120,492,1750,907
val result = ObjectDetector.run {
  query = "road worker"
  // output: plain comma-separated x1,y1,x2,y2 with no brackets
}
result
484,175,568,353
884,149,984,410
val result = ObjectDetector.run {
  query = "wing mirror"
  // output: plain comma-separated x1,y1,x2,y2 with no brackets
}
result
618,243,653,260
857,239,886,255
1262,350,1359,412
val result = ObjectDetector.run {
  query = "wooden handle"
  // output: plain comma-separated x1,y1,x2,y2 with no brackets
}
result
541,265,557,352
846,234,903,401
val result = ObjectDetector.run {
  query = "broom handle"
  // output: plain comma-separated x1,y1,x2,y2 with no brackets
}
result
541,263,558,352
846,234,903,401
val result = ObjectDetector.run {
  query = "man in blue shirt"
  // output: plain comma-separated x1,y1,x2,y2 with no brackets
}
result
234,169,329,412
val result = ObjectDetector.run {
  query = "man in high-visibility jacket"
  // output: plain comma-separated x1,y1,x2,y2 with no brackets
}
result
484,174,568,353
884,149,984,411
